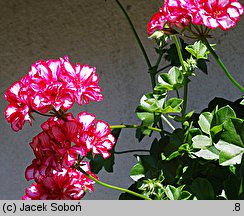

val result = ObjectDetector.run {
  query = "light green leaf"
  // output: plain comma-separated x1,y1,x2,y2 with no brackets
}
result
192,135,212,149
156,66,184,91
240,99,244,105
130,157,145,181
193,146,219,160
198,112,213,135
215,140,244,166
185,41,211,60
136,112,155,135
162,98,183,113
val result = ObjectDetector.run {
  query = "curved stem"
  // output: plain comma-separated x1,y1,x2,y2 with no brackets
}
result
173,35,188,118
201,36,244,93
110,124,170,135
115,0,152,69
172,35,185,71
76,166,151,200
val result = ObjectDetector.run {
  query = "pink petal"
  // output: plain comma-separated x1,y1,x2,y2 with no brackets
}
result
95,120,110,138
77,112,96,130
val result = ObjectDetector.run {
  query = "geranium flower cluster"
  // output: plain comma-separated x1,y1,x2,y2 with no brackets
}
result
148,0,244,35
4,56,103,132
23,163,97,200
4,56,116,200
25,112,115,183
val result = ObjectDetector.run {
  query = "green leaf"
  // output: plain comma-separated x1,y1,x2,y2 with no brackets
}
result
130,156,145,181
192,135,212,149
164,185,191,200
215,105,236,125
137,93,166,113
240,99,244,105
191,178,215,199
136,112,155,135
210,124,223,137
224,174,242,200
88,128,121,174
220,118,244,148
215,140,244,166
162,98,183,114
193,146,220,160
155,67,184,91
198,112,213,135
185,41,211,60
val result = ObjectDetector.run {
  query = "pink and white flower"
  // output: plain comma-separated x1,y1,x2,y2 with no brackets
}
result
148,0,244,35
23,163,98,200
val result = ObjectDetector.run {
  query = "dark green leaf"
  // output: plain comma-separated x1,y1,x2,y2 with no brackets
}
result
88,128,121,174
224,174,242,200
215,105,236,125
191,178,215,199
221,118,244,148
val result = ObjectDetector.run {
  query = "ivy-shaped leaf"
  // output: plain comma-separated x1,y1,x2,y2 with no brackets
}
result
155,67,184,91
215,140,244,166
162,97,183,114
164,185,191,200
185,41,211,60
198,112,213,135
192,135,212,149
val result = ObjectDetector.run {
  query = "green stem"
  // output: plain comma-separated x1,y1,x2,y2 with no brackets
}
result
201,36,244,93
173,35,185,71
173,35,188,118
110,124,170,134
161,115,175,131
76,166,151,200
115,0,152,69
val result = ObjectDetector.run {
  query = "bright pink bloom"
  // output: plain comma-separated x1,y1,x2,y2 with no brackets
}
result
60,56,103,105
27,59,75,113
25,112,116,181
191,0,244,30
76,112,116,158
25,116,79,182
23,164,98,200
147,11,167,35
163,0,192,28
4,56,104,131
148,0,244,35
4,81,32,132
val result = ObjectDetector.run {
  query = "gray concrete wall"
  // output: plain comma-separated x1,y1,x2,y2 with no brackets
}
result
0,0,243,199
